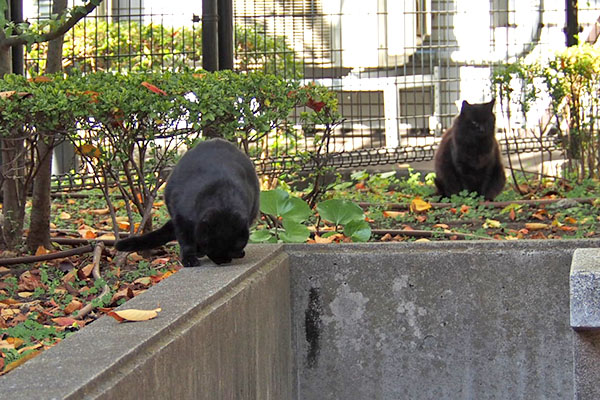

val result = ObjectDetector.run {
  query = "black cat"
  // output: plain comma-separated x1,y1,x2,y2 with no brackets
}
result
115,138,260,267
433,99,506,201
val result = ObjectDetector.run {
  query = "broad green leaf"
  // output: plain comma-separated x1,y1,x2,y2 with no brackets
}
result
281,196,312,223
344,220,372,242
317,199,364,226
350,170,369,181
378,171,396,179
279,220,310,243
249,229,274,243
260,189,293,217
321,231,338,238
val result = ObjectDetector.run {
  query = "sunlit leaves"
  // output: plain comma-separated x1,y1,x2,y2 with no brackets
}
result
316,199,364,226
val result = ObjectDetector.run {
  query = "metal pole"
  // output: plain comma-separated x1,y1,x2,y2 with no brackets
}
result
566,0,579,47
217,0,233,70
203,0,219,71
10,0,23,75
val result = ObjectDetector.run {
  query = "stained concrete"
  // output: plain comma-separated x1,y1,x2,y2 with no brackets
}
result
0,244,291,400
1,240,599,400
286,240,600,400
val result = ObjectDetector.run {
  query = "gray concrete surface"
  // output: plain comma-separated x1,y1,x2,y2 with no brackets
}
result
570,248,600,399
1,240,599,400
571,248,600,330
0,244,291,400
286,240,600,400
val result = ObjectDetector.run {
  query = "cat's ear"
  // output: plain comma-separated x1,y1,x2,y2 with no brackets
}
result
487,98,496,110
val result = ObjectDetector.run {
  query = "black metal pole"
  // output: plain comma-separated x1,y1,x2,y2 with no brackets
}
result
202,0,219,71
566,0,579,47
217,0,233,70
10,0,23,75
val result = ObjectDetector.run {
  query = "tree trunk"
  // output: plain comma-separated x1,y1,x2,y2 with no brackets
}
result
26,136,54,251
1,134,26,249
0,43,24,249
26,0,67,252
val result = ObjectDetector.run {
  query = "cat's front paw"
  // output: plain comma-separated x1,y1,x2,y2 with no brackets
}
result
181,255,200,268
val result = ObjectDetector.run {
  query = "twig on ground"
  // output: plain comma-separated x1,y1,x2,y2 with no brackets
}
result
72,242,110,320
359,197,596,210
370,229,494,241
0,244,94,266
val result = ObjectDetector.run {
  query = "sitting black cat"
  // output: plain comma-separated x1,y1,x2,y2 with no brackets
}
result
434,99,506,201
115,138,260,267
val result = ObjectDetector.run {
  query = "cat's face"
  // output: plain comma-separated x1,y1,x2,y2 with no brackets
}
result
459,99,495,136
198,211,249,265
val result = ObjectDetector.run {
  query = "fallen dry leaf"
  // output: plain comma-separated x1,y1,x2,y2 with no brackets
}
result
77,225,97,239
34,246,50,256
525,223,549,231
107,307,162,322
409,197,432,213
141,81,168,96
78,264,94,280
1,350,41,375
383,211,404,219
88,208,110,216
52,317,79,327
96,233,116,240
63,299,83,314
380,233,393,241
483,219,501,229
59,212,71,220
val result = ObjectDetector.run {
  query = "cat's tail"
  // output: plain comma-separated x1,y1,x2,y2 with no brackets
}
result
115,220,175,252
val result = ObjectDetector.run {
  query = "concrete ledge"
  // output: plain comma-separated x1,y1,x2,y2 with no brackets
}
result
1,240,599,400
0,245,291,400
570,248,600,399
570,248,600,330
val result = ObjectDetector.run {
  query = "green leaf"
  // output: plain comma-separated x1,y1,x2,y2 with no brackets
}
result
260,189,293,217
279,220,310,243
281,196,312,223
344,220,372,242
321,231,338,238
351,170,369,181
249,229,274,243
317,199,364,226
260,189,311,223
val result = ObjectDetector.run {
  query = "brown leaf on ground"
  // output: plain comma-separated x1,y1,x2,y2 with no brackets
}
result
410,197,432,213
380,233,393,242
78,263,94,279
18,271,45,291
0,350,41,375
525,223,549,231
107,307,161,323
51,317,79,327
34,246,50,256
63,299,83,314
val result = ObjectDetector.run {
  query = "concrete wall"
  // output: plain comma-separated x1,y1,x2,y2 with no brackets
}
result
0,245,292,400
1,240,599,399
287,241,600,400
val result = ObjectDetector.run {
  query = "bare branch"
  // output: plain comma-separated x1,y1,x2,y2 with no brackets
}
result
2,1,102,48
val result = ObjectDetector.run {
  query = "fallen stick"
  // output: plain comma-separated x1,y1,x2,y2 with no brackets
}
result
359,197,597,210
370,229,494,241
73,242,110,320
0,245,94,266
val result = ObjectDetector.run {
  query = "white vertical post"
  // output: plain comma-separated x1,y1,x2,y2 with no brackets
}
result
383,82,399,148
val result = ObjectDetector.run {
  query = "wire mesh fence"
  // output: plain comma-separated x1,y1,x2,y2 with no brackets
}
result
18,0,600,191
